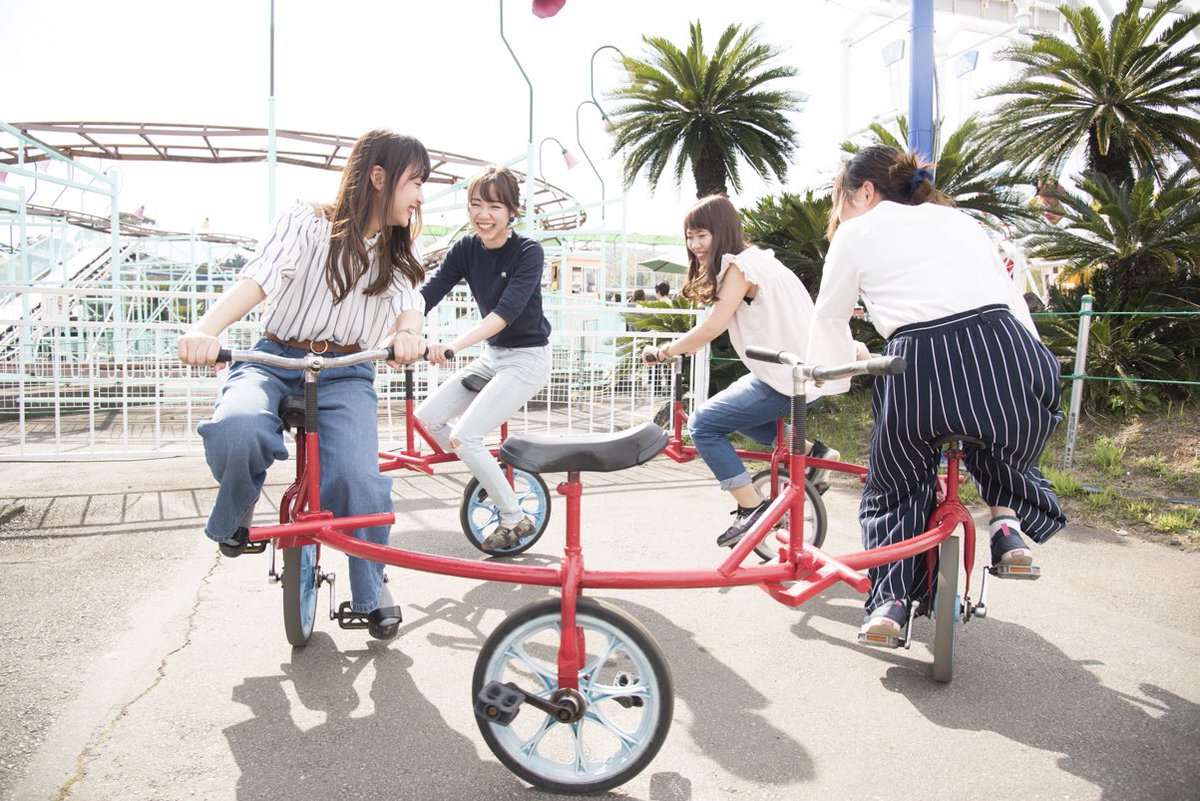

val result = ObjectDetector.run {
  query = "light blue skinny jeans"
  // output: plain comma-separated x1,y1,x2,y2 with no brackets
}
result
415,344,551,525
688,372,794,491
198,338,393,614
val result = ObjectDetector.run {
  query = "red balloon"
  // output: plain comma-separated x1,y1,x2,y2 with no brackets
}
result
532,0,566,18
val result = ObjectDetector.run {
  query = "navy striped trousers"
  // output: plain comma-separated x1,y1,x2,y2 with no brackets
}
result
861,304,1066,613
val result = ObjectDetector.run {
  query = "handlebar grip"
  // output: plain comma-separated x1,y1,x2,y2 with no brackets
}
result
216,348,233,364
865,356,906,376
389,346,454,362
745,346,786,364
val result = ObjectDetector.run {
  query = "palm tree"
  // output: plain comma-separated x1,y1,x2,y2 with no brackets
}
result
980,0,1200,186
740,190,832,292
1025,167,1200,301
842,115,1039,230
607,21,803,198
1027,168,1200,411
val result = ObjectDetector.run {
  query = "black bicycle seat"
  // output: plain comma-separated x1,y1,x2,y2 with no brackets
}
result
500,422,668,473
462,372,492,393
932,433,987,450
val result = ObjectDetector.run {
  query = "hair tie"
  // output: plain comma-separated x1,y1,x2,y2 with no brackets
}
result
909,167,934,195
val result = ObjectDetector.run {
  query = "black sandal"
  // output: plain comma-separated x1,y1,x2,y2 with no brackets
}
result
367,606,402,641
217,527,267,558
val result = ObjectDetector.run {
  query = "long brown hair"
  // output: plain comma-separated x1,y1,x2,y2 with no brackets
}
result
325,129,431,303
825,145,953,239
680,195,749,304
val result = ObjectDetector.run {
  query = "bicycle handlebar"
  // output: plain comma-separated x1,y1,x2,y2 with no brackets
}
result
213,346,452,368
744,346,906,380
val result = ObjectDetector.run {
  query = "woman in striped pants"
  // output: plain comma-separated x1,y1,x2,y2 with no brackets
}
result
807,145,1066,641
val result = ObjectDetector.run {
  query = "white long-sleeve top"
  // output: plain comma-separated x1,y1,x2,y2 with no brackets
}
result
717,245,822,397
807,201,1036,394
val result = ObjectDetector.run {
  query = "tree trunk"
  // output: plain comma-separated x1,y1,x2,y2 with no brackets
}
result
693,138,728,198
1087,129,1135,187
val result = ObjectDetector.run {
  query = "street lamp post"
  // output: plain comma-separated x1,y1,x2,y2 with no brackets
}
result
537,136,579,185
574,101,607,219
498,0,535,235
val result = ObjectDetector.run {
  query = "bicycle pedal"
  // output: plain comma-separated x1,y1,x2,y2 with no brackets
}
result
243,540,268,554
475,681,523,726
857,631,905,649
334,601,370,630
989,564,1041,580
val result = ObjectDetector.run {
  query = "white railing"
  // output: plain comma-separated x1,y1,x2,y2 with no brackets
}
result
0,287,707,459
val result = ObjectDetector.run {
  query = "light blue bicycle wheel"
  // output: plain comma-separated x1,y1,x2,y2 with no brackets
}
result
460,468,551,556
282,544,318,647
473,598,673,793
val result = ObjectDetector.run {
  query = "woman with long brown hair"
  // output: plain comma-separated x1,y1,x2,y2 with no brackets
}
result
177,129,431,641
644,194,839,548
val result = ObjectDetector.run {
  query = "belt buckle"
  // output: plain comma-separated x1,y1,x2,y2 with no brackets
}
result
311,340,330,354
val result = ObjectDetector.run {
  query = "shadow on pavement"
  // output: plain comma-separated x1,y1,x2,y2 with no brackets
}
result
224,578,813,800
784,589,1200,801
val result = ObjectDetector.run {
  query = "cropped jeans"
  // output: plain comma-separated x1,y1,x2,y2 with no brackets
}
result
688,373,792,492
198,337,393,614
415,344,551,525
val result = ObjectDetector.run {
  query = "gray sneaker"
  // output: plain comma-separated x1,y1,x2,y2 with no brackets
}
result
481,517,536,553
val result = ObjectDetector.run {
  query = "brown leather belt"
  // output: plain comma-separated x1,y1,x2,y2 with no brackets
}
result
264,332,362,354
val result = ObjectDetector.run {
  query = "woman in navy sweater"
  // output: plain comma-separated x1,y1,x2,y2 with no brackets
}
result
418,166,552,552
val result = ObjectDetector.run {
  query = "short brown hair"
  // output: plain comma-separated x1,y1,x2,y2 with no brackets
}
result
826,145,953,239
467,166,522,221
680,195,748,304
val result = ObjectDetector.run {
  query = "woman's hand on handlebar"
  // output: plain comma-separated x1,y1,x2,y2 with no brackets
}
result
387,330,427,368
425,342,455,366
854,341,871,361
642,344,669,364
177,329,223,366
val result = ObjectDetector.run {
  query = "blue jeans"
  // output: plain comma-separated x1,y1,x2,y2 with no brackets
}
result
198,338,393,614
688,373,793,491
415,344,551,525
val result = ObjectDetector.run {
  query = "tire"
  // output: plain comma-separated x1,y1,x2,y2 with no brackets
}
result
749,468,828,560
932,533,960,683
461,468,551,556
282,543,319,647
473,598,673,794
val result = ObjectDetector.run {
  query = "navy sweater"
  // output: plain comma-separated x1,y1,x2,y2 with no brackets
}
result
420,232,551,348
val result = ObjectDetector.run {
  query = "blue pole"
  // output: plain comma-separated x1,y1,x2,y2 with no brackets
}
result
908,0,935,159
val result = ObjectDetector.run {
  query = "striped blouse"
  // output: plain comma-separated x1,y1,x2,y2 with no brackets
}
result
240,200,423,348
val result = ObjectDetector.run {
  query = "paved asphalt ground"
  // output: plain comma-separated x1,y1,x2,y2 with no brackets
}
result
1,453,1197,801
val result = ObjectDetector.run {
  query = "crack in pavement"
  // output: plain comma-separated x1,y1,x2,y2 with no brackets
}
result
52,554,220,801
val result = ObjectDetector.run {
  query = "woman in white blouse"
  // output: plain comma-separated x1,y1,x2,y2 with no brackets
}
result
176,129,430,641
808,145,1065,643
644,195,839,549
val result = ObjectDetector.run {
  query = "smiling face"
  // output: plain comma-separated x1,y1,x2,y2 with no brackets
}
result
469,190,513,248
685,227,713,268
388,164,425,228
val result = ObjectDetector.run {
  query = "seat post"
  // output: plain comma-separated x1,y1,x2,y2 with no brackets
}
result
559,471,583,552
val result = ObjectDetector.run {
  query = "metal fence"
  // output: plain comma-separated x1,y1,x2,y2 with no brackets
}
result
0,286,705,459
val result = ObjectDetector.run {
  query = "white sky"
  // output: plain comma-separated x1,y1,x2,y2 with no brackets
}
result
4,0,1025,240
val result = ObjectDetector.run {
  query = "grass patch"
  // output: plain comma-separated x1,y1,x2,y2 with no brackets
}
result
1149,506,1199,534
1085,487,1116,510
1091,436,1126,478
1134,455,1169,476
1043,466,1084,498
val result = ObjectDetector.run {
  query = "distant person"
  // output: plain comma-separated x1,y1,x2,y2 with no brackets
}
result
655,281,670,301
631,288,646,303
416,166,552,553
809,145,1065,643
643,195,841,548
177,129,430,641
